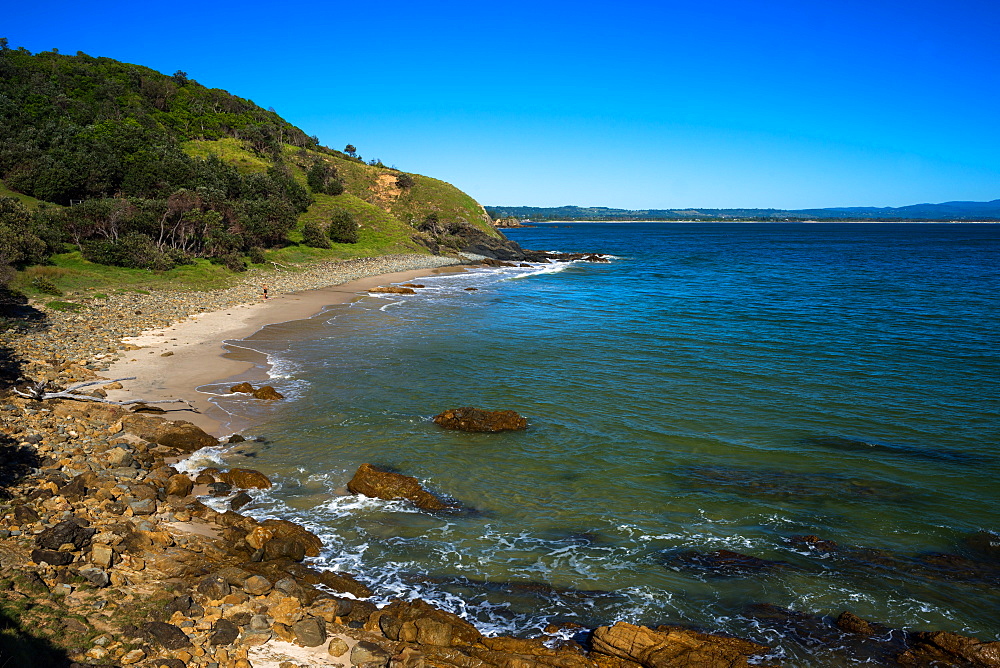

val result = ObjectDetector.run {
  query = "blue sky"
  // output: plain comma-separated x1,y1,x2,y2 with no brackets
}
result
6,0,999,208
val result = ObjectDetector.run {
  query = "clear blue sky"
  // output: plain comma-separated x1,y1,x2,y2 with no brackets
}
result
6,0,999,208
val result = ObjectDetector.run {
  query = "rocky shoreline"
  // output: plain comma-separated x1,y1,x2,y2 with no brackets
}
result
1,255,998,668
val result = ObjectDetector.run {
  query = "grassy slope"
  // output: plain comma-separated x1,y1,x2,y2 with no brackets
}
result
0,180,52,210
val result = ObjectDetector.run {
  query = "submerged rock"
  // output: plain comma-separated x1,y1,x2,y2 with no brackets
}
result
347,463,451,511
432,407,527,432
662,549,789,578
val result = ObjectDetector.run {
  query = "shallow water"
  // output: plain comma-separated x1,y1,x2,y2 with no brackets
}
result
193,223,1000,664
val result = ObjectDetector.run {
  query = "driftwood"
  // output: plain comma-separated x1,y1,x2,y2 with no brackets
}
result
13,377,198,411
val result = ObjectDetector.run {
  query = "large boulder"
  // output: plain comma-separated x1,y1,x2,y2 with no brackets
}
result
347,463,449,511
121,414,218,452
432,407,527,432
219,468,272,489
259,519,323,559
367,599,483,647
591,622,772,668
35,518,95,550
369,286,417,295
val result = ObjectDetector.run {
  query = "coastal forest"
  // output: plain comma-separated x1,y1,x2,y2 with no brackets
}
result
0,41,498,293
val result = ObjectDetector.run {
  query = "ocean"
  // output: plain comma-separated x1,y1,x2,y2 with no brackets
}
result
190,223,1000,664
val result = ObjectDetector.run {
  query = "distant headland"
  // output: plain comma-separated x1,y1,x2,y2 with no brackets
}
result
487,199,1000,222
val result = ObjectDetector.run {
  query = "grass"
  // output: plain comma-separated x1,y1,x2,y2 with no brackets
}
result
181,138,271,174
0,180,53,210
11,252,245,299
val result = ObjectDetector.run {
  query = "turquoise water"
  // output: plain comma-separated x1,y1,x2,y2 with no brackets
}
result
197,223,999,663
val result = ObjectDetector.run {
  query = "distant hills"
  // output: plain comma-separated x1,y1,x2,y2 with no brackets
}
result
487,200,1000,222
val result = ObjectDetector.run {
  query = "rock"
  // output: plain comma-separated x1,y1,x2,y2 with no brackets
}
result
329,636,350,656
165,473,194,497
353,640,392,667
141,621,192,649
591,621,771,668
662,549,788,577
401,284,425,288
121,414,218,452
269,596,304,625
788,534,839,553
897,631,1000,667
36,518,96,550
432,407,527,432
292,617,327,647
347,463,449,511
31,548,74,566
464,287,478,291
258,519,323,561
197,574,231,600
309,597,353,622
370,286,416,295
243,574,273,596
13,505,40,524
209,618,240,646
368,599,482,647
230,491,253,511
128,497,157,515
252,385,285,400
90,544,115,568
106,446,134,467
231,382,255,393
965,530,1000,562
220,468,273,489
78,567,110,587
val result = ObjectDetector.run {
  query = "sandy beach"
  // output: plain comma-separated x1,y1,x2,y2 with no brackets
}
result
103,265,468,436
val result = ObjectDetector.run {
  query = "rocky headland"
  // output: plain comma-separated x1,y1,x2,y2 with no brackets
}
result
0,255,997,668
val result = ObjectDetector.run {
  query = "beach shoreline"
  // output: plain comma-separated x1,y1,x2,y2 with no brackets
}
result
101,261,469,437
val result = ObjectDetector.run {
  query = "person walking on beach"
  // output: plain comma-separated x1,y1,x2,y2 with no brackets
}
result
262,284,268,300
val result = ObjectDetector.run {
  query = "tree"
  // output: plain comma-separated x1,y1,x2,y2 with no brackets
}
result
328,208,358,244
344,144,357,157
396,173,415,189
301,220,330,248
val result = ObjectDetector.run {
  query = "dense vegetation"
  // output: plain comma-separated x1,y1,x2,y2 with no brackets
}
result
0,41,499,292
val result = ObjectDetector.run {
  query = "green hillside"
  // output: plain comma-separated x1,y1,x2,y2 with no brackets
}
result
0,41,500,296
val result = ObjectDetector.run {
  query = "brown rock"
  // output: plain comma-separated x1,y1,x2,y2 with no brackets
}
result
432,407,527,432
252,385,285,400
401,284,425,289
292,617,327,647
368,599,482,647
347,463,448,511
231,382,255,394
121,414,218,452
220,468,273,489
370,286,417,295
591,622,771,668
269,597,304,625
259,519,323,558
165,473,194,497
897,631,1000,667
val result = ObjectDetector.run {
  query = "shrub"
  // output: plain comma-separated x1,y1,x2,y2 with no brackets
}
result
209,253,247,272
248,246,267,264
326,179,344,196
396,173,415,189
30,276,62,296
302,221,330,248
81,232,175,270
329,208,358,244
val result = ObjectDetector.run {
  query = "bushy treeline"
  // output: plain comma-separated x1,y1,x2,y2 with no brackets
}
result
0,42,369,282
0,41,322,204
